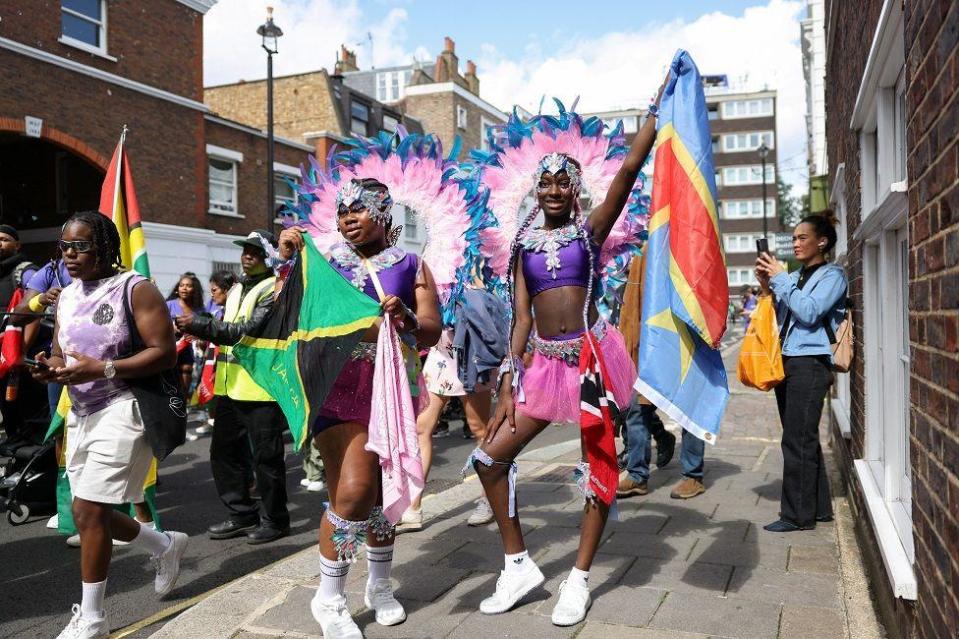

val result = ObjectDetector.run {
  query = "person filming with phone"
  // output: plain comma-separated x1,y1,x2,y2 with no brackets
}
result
755,213,847,533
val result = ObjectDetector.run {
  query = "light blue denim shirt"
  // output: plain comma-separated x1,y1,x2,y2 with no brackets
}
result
770,263,847,359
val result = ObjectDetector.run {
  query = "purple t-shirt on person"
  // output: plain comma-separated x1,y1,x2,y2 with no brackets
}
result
25,260,72,293
57,271,145,416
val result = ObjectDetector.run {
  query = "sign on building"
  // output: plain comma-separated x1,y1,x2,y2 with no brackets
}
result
775,232,793,259
24,116,43,138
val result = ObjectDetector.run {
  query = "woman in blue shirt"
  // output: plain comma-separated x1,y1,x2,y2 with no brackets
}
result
756,214,847,533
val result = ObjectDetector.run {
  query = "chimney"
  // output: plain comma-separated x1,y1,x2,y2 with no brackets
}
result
335,45,358,74
434,35,461,83
465,59,480,95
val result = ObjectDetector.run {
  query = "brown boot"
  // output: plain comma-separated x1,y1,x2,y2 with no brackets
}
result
616,476,649,498
670,477,705,499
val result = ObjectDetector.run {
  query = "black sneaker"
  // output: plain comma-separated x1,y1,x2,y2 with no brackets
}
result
432,422,450,438
654,430,677,468
246,523,290,545
208,519,259,539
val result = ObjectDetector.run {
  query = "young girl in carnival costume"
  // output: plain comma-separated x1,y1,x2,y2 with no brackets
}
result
278,130,479,639
461,86,663,626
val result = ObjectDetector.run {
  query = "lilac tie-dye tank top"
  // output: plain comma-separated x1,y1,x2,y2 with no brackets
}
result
57,270,146,416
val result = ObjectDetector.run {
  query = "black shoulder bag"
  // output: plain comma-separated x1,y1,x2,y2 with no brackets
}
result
121,276,187,462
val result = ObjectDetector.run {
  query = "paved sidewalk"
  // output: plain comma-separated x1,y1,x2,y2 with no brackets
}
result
150,352,882,639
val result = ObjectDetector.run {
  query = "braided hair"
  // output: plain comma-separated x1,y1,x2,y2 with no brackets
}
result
64,210,123,274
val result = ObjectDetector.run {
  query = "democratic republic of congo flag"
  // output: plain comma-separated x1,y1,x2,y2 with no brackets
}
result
233,232,381,450
44,389,161,534
634,49,730,444
99,127,151,277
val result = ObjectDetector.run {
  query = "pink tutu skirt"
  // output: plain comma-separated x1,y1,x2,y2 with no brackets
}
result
315,343,427,433
516,321,635,424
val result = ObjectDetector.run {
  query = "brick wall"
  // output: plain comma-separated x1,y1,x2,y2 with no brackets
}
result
904,1,959,637
1,1,204,101
203,120,312,238
0,49,205,229
205,72,338,142
403,92,455,153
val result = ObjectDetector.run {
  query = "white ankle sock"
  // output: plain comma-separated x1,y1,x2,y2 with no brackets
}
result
318,555,351,603
505,550,532,575
567,567,589,590
366,544,394,586
80,580,106,618
133,521,170,557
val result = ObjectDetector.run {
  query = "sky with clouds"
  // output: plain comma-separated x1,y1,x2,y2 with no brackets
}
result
204,0,810,193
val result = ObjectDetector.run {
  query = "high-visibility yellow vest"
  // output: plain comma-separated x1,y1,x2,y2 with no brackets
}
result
214,276,276,402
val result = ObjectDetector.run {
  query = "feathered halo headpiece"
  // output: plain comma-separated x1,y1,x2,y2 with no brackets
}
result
284,128,483,323
460,98,651,315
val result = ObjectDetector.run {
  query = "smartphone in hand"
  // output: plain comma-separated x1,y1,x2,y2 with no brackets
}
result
22,357,50,371
756,238,770,256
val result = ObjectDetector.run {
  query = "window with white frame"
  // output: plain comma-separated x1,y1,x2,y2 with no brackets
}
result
350,101,370,137
722,199,776,219
850,0,915,599
723,233,772,254
61,0,107,55
722,164,775,186
382,114,400,133
721,98,774,119
401,205,419,242
722,131,774,152
209,158,238,216
726,268,755,286
481,117,496,152
375,70,412,103
456,105,468,130
273,165,298,213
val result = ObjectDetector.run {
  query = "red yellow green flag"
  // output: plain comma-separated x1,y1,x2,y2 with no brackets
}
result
99,127,151,277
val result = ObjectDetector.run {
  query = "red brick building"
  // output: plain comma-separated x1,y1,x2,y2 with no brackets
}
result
824,1,958,636
0,1,312,292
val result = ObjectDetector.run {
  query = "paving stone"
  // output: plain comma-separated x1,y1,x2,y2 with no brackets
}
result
448,609,579,638
251,585,321,635
598,530,701,562
389,561,473,602
577,622,710,639
579,584,667,627
649,590,782,639
779,604,846,638
258,548,321,581
788,544,840,574
725,565,841,608
686,536,790,571
621,558,733,596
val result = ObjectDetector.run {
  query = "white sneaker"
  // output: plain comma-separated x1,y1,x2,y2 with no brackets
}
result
55,604,108,639
152,531,189,596
300,478,311,488
479,565,545,614
66,534,81,548
310,594,363,638
364,578,406,626
185,432,199,442
466,498,494,526
550,579,591,626
47,514,59,529
196,422,213,434
307,480,326,492
394,507,422,534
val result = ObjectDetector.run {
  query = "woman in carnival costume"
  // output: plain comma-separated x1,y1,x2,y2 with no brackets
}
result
279,130,478,639
461,85,663,626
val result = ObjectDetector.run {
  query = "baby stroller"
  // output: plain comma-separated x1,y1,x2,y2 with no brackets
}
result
0,438,58,525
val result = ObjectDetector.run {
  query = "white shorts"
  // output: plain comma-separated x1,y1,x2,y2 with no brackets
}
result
66,398,153,505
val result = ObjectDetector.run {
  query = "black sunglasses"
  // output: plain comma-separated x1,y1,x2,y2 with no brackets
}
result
58,240,95,254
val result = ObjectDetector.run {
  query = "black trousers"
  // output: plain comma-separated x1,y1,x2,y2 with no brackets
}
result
774,356,834,526
210,397,290,528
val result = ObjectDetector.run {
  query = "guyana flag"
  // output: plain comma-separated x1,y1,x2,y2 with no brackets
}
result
44,389,161,534
233,233,381,450
99,126,150,278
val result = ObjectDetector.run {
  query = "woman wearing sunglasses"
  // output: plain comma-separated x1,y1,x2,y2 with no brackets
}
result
32,211,188,639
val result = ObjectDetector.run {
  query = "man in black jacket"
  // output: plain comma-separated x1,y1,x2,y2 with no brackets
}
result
176,230,290,545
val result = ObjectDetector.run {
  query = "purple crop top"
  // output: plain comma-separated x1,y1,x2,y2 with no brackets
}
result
520,223,600,298
329,243,418,307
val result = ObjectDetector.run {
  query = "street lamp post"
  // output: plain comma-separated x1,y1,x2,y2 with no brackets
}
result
757,141,770,240
257,7,283,230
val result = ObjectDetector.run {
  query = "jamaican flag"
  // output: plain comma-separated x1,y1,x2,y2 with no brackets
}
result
233,233,381,450
44,388,161,534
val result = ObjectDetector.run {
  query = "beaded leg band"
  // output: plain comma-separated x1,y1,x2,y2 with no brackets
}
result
325,505,368,562
368,505,395,542
463,447,518,518
573,461,618,521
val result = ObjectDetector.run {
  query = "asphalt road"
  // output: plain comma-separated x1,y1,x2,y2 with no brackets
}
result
0,413,572,639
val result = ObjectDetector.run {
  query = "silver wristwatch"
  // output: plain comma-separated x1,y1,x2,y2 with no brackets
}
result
103,360,116,380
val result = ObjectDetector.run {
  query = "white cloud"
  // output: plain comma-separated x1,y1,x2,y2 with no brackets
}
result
203,0,415,86
475,0,809,193
204,1,808,192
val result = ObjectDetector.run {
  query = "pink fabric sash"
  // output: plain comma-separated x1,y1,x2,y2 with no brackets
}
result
366,318,424,524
